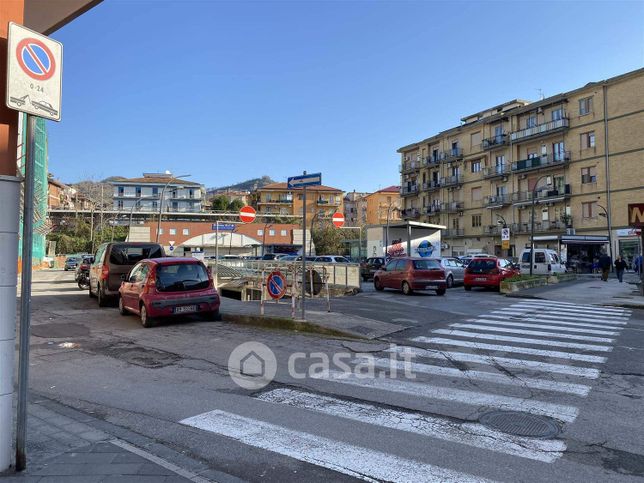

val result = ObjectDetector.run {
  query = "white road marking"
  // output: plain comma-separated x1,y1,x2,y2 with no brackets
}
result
466,319,619,336
426,331,613,352
510,304,630,320
180,409,491,482
514,300,629,314
386,345,601,378
491,310,627,326
360,357,590,396
412,337,607,363
451,323,614,343
256,388,566,463
314,371,579,422
481,314,626,330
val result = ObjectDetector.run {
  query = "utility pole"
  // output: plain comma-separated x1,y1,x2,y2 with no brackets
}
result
301,172,307,320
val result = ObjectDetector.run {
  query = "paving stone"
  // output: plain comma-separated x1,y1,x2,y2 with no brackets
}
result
30,463,85,476
102,476,171,483
136,462,176,476
79,463,144,475
112,452,148,463
52,451,118,465
39,476,104,483
76,430,109,442
60,422,93,435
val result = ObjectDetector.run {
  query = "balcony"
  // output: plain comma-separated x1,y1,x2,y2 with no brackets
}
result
421,180,441,192
400,160,421,173
426,204,443,215
481,134,508,150
443,201,464,213
440,175,463,188
484,193,512,208
259,198,292,204
402,208,421,219
423,155,442,168
483,225,503,236
511,184,571,207
510,221,566,234
401,185,419,196
483,164,511,179
441,148,464,163
510,117,569,142
443,229,464,238
512,152,571,173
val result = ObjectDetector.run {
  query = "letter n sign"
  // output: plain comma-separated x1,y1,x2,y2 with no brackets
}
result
628,204,644,228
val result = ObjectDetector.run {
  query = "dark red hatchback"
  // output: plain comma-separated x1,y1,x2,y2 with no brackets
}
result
464,256,520,291
119,258,220,327
373,257,447,296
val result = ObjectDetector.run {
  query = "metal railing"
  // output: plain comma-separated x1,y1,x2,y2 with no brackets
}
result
481,134,508,150
443,201,464,213
511,185,571,205
483,164,510,178
440,175,463,187
422,180,441,191
441,148,464,162
511,152,571,173
443,228,464,237
402,208,421,219
401,185,419,196
484,194,511,208
400,160,421,173
510,118,569,142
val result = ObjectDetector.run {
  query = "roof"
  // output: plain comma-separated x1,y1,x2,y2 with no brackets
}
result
257,182,343,192
147,257,203,265
47,178,67,189
374,185,400,194
110,176,203,187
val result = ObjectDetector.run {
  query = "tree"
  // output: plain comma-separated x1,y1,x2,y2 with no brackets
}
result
311,225,349,255
210,195,230,212
228,198,245,212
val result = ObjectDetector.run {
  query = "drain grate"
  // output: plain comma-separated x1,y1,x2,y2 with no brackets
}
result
479,410,560,438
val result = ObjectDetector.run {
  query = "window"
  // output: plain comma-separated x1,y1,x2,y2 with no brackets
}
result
551,108,563,121
552,142,566,161
579,97,593,115
470,131,481,147
136,187,142,197
280,229,287,236
158,228,163,235
581,167,597,184
581,131,595,149
169,228,176,235
471,160,481,173
269,229,275,236
526,115,537,128
452,218,460,229
472,214,482,227
495,155,505,173
582,201,597,218
471,187,482,202
118,187,124,196
117,200,124,209
152,201,158,209
182,228,189,235
451,141,459,155
152,187,158,196
494,125,504,137
257,229,264,236
535,252,546,263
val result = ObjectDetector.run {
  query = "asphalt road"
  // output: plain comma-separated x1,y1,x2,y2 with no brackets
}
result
19,270,644,482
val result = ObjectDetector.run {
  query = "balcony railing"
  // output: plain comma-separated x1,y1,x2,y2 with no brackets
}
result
402,208,421,219
512,152,571,173
422,180,441,192
423,155,442,167
441,148,464,163
401,185,418,196
400,160,421,173
512,184,571,206
260,198,292,204
483,164,510,179
510,221,566,233
426,204,443,215
443,201,464,213
481,134,508,150
484,194,512,208
510,117,569,142
443,229,464,238
483,225,503,236
440,175,463,187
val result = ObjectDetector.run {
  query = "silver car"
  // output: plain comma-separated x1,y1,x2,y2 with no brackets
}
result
435,257,466,288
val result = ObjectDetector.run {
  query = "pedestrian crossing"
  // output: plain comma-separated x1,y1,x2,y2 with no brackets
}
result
180,300,632,481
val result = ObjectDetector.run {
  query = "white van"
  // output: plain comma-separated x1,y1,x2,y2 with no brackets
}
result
519,248,566,275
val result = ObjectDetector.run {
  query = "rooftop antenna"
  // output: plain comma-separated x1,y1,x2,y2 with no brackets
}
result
536,89,545,100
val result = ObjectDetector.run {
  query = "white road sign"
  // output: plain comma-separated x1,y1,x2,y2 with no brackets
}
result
6,22,63,121
501,227,510,241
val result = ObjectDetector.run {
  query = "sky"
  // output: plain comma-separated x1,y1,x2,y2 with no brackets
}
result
47,0,644,192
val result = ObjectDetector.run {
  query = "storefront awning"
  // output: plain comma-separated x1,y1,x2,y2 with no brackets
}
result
561,235,609,245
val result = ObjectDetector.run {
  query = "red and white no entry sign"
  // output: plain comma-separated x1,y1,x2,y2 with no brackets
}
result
239,205,256,223
332,212,345,228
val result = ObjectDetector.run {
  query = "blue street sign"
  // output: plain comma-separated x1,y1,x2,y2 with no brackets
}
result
287,172,322,189
169,245,174,252
267,271,287,299
212,223,236,231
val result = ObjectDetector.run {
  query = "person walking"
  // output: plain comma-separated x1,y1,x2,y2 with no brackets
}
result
634,254,643,275
598,252,612,282
615,255,627,283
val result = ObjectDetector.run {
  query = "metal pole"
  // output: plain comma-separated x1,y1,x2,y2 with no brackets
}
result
530,195,535,276
603,85,614,269
156,180,171,243
301,177,307,320
640,231,644,296
215,221,219,289
16,115,37,471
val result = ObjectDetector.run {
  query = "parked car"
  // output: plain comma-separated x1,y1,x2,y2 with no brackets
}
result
360,257,385,281
261,253,287,261
313,255,351,263
373,257,446,296
519,248,566,275
280,255,316,262
89,242,165,307
464,257,520,291
435,257,466,288
64,256,80,271
119,258,220,327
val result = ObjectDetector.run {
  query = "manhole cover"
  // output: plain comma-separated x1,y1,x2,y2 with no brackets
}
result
479,410,560,438
31,323,90,339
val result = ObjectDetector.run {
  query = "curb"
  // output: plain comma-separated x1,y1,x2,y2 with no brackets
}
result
222,313,363,339
601,303,644,310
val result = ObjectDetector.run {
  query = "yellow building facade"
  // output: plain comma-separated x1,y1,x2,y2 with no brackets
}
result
364,186,402,225
397,68,644,269
255,182,344,219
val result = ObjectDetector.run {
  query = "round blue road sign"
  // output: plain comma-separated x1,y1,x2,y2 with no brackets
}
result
266,271,287,300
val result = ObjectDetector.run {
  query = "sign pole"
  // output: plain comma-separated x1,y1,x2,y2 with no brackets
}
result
641,230,644,296
16,114,37,471
301,178,307,320
215,221,219,289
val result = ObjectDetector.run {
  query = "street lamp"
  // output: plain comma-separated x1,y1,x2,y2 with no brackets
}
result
156,174,191,243
529,175,553,276
597,203,614,266
496,214,507,228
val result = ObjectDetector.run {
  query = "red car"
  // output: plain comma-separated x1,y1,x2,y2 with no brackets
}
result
118,258,220,327
464,257,520,291
373,257,447,296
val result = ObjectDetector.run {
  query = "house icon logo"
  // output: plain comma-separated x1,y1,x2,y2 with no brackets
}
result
228,342,277,390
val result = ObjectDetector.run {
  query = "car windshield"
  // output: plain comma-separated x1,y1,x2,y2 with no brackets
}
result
109,244,163,265
468,259,497,273
156,263,210,292
412,260,442,270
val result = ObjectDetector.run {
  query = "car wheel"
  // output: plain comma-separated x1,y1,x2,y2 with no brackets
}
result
89,283,96,298
402,281,413,296
436,288,446,296
464,285,472,291
446,275,454,288
97,284,109,307
140,304,155,328
374,278,384,291
118,296,128,316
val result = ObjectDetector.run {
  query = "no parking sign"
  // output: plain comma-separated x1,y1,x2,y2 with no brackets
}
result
266,271,287,300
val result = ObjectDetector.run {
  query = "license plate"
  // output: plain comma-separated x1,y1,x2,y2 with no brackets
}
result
425,285,437,289
174,305,197,314
475,278,487,281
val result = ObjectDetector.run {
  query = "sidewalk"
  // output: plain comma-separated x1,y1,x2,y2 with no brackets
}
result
507,272,644,309
0,396,225,482
221,296,410,339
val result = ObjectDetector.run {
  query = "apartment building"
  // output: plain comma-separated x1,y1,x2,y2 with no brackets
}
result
344,191,369,226
255,182,344,218
110,173,205,213
365,186,402,225
398,68,644,268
